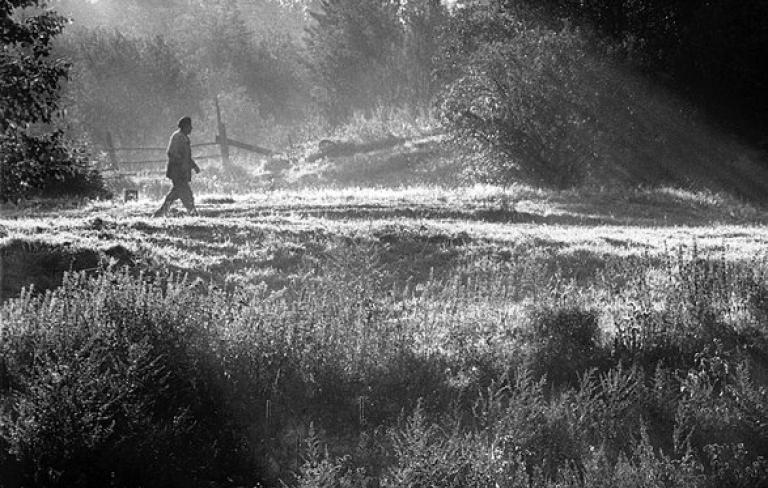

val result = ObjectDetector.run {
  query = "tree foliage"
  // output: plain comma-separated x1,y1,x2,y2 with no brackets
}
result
1,0,106,202
437,2,768,190
305,0,447,124
55,0,308,147
523,0,768,140
1,1,68,132
60,28,201,146
439,15,595,187
174,1,306,120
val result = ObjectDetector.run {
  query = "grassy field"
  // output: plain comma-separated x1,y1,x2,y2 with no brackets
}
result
3,184,768,487
2,184,767,293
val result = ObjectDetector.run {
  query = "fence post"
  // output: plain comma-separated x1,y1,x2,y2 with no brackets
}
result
215,97,231,169
105,131,119,171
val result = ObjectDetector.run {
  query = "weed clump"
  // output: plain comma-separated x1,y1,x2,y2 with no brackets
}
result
0,272,261,488
2,243,768,486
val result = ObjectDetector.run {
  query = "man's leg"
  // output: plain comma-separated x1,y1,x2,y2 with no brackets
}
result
153,183,181,217
177,181,197,215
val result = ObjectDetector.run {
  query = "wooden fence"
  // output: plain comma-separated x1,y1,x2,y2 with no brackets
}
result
104,98,273,176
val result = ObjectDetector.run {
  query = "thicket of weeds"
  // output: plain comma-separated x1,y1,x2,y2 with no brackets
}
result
2,245,768,487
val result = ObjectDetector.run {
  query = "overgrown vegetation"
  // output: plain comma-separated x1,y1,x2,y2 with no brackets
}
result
3,191,768,485
58,28,201,146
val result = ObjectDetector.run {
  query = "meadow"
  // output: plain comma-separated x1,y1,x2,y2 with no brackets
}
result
3,184,768,487
4,0,768,485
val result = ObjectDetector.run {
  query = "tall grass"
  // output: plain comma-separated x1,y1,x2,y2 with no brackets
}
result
2,244,768,486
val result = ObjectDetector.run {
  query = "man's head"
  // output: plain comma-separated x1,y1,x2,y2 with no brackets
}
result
178,116,192,135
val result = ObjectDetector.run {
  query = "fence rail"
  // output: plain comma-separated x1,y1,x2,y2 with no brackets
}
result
110,142,219,152
118,154,222,166
103,97,273,175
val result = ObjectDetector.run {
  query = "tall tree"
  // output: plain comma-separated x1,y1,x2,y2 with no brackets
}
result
305,0,403,123
305,0,447,124
60,28,202,146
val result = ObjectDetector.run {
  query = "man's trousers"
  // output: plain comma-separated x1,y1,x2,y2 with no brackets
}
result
154,179,196,216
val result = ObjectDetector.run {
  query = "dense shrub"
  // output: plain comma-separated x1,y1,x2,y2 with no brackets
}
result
0,272,260,488
3,243,768,486
439,11,597,187
1,0,107,202
1,2,69,135
1,132,109,202
438,4,768,193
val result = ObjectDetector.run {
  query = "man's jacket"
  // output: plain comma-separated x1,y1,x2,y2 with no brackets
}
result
165,129,196,182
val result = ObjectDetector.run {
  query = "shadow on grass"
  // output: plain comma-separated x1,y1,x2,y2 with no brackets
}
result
0,239,134,303
199,204,611,225
197,201,757,227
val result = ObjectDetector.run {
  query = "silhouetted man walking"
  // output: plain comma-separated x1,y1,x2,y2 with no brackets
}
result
154,116,200,217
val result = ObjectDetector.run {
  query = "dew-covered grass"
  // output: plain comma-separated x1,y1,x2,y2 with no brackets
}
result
2,185,768,487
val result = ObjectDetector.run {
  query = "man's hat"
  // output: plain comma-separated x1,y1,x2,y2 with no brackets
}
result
177,116,192,129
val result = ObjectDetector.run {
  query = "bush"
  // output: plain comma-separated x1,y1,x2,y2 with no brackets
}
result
0,271,261,488
0,1,108,203
438,4,768,193
0,131,109,203
3,244,768,486
439,12,597,188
